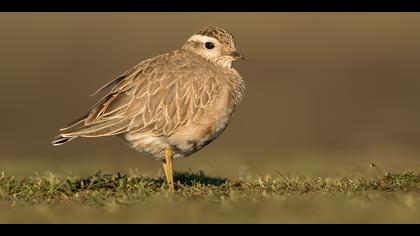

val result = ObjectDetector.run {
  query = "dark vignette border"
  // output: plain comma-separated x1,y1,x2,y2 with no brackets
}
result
1,1,420,12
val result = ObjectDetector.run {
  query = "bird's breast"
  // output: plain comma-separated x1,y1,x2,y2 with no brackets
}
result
167,87,236,157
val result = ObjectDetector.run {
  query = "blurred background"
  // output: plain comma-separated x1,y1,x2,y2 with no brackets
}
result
1,13,420,178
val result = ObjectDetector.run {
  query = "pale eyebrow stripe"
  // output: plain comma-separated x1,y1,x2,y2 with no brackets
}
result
187,34,218,43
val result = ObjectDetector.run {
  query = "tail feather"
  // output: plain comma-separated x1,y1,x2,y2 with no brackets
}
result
60,119,129,138
52,89,130,146
52,112,88,146
59,113,90,131
52,118,130,146
51,135,77,146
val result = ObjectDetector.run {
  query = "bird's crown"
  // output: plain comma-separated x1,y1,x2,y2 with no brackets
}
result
195,26,236,47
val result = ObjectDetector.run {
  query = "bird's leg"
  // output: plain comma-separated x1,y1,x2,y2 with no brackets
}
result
162,148,174,191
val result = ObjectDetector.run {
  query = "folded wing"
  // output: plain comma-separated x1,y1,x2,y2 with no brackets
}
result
52,52,219,146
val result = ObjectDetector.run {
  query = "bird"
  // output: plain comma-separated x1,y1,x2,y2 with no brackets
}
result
52,26,246,190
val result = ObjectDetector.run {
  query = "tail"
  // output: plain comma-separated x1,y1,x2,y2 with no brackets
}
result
51,135,78,146
51,112,130,147
51,112,89,146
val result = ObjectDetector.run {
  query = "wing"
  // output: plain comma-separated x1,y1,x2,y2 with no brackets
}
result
57,51,220,139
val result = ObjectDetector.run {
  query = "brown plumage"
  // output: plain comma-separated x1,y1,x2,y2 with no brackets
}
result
52,26,246,190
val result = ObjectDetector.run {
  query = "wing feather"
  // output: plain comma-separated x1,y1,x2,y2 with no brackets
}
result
56,51,221,140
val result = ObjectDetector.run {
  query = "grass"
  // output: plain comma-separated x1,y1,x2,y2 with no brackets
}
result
1,169,420,223
2,170,420,203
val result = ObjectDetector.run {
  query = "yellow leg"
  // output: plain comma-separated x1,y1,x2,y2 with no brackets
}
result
162,148,174,191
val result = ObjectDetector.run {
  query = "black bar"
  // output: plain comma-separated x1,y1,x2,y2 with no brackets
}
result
0,1,419,12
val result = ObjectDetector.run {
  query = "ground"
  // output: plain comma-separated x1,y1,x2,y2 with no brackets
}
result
1,168,420,223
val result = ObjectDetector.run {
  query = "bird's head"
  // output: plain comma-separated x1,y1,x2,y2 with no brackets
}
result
182,26,246,68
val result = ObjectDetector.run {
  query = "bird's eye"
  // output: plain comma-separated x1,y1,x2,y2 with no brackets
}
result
205,42,215,49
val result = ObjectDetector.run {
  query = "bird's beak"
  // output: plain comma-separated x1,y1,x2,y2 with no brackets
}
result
231,51,247,61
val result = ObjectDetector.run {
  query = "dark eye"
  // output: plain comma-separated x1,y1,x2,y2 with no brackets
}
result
205,42,215,49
